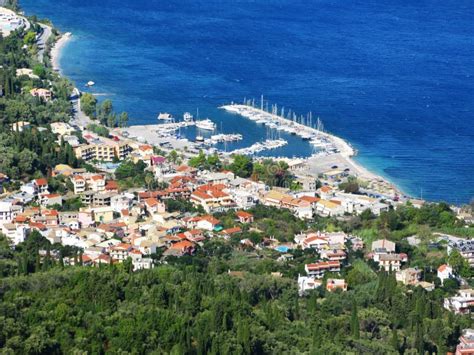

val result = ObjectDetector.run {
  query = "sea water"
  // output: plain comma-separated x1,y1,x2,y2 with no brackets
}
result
22,0,474,203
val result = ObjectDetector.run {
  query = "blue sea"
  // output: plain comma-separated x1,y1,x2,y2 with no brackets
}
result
22,0,474,203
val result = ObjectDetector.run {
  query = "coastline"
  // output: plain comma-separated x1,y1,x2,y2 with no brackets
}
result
43,16,406,201
50,32,71,73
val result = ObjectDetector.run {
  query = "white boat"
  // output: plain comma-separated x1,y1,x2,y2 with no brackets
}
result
195,119,216,131
85,81,95,87
158,113,174,121
183,112,194,122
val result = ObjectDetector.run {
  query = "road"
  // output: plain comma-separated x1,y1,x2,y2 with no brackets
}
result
36,23,52,63
70,88,92,129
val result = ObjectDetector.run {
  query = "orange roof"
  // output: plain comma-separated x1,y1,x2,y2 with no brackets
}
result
438,264,450,272
320,186,332,193
192,190,213,200
14,215,29,223
145,197,160,207
139,145,153,151
236,211,253,218
35,178,48,186
300,196,320,203
106,181,119,190
43,193,61,198
91,175,104,181
169,240,195,250
221,227,242,235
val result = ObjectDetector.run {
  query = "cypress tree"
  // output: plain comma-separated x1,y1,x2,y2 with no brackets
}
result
351,300,360,339
391,328,399,353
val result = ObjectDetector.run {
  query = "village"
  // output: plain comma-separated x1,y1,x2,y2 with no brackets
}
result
1,114,474,339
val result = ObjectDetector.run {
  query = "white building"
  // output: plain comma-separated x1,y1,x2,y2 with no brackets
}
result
297,275,322,296
437,264,453,285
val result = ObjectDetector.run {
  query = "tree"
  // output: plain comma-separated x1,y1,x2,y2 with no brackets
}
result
118,112,129,128
80,93,97,117
351,300,360,339
229,154,253,178
32,64,46,79
23,31,36,45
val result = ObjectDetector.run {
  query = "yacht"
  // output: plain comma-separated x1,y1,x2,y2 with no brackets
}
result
195,119,216,131
183,112,194,122
158,112,174,121
195,135,205,142
85,81,95,87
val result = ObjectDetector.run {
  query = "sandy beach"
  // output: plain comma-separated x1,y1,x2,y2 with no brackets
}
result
51,32,72,73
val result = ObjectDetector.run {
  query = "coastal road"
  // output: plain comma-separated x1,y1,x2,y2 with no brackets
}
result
36,23,52,63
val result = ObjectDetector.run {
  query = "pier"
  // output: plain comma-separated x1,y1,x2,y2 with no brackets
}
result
224,139,288,156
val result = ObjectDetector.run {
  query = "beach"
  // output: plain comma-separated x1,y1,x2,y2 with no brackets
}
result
50,32,71,73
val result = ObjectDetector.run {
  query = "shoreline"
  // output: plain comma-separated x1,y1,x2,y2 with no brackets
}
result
50,32,71,73
43,17,407,200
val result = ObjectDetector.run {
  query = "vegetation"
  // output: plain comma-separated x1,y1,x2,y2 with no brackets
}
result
0,229,471,354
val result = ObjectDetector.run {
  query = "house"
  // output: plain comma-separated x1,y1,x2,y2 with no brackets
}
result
220,227,242,239
437,264,453,285
319,186,334,200
71,175,86,194
326,279,348,292
30,88,52,101
320,249,347,262
109,243,133,261
455,329,474,355
396,268,421,286
1,223,28,244
33,178,49,195
196,215,221,231
10,121,31,132
298,275,322,296
371,239,396,254
131,257,154,271
236,211,254,224
40,193,63,207
444,289,474,314
50,122,74,136
89,175,106,192
144,198,166,215
448,240,474,267
315,199,344,217
164,240,195,257
305,261,341,279
376,254,405,272
191,184,235,213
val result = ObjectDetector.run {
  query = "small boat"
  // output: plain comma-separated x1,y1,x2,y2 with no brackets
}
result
85,81,95,87
195,119,216,131
195,135,204,142
158,113,174,121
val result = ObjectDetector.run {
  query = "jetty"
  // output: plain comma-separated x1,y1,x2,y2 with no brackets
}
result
224,139,288,156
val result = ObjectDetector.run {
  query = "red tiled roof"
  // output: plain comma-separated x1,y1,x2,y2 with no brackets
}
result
236,211,253,218
35,178,48,186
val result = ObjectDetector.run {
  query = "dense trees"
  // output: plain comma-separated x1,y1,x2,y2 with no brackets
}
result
0,241,471,354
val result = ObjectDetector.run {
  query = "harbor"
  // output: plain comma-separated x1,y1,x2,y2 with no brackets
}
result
220,99,355,158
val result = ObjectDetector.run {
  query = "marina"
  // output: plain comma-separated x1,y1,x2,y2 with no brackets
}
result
221,99,355,158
